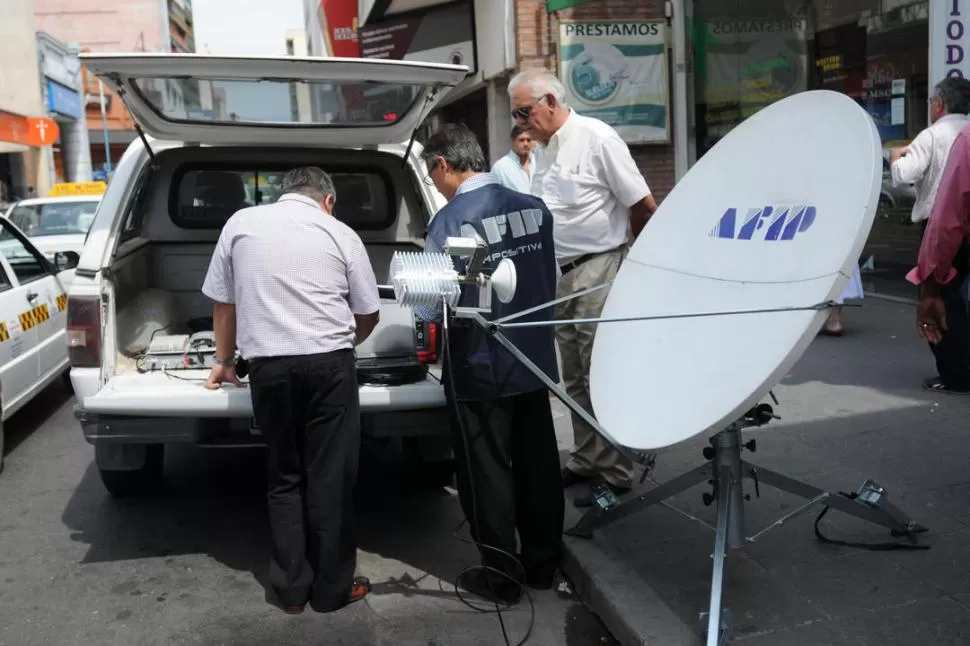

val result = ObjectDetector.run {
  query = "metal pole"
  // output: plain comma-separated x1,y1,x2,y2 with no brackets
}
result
98,80,112,177
670,0,690,182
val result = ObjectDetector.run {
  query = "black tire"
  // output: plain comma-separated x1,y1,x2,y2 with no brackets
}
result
98,444,165,497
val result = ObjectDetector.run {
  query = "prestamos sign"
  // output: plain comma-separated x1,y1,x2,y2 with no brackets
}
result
558,21,670,144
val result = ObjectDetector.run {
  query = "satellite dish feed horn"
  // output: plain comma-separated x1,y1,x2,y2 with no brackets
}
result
388,91,927,646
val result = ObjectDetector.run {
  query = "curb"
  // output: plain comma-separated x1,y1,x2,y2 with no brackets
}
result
560,506,702,646
862,289,917,305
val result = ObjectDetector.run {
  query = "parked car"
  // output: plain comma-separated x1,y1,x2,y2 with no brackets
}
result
0,217,79,474
880,150,917,214
69,53,468,496
4,195,101,259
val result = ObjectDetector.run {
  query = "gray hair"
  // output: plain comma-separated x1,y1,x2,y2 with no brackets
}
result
508,69,568,106
934,77,970,116
420,122,487,173
280,166,336,204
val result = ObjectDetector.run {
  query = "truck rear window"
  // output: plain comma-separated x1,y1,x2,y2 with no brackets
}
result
171,168,392,230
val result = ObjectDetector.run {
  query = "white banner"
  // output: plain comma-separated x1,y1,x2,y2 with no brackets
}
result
558,21,670,144
930,0,970,86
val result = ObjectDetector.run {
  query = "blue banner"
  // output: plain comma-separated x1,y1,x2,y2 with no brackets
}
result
47,80,81,119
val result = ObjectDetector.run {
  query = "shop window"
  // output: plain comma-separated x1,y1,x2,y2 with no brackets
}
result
692,1,929,157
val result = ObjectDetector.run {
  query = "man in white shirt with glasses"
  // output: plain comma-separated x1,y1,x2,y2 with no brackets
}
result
508,69,658,507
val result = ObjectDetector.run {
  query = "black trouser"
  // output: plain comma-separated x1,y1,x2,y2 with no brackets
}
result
921,222,970,388
249,350,360,611
448,389,565,585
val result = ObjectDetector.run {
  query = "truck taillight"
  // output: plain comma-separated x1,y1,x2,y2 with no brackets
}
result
415,319,439,364
67,295,102,367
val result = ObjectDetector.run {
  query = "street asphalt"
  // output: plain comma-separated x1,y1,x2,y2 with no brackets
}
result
0,379,616,646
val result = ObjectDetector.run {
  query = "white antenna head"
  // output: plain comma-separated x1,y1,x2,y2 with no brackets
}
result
491,258,517,304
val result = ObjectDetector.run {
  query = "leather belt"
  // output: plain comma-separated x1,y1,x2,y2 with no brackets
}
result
559,253,598,276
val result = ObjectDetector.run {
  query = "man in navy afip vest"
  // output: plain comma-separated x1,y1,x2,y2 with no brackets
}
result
415,123,564,605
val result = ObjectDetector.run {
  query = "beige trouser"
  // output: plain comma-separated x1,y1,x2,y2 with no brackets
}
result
556,246,635,489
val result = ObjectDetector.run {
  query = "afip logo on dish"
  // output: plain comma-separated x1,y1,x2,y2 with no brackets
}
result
709,205,817,241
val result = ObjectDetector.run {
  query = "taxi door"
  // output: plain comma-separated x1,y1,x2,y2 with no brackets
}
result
0,218,64,390
0,226,43,415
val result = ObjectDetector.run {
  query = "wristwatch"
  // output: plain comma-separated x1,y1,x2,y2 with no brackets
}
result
214,355,235,367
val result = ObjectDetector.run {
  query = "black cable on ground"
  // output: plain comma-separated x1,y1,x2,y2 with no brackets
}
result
813,492,929,551
441,304,536,646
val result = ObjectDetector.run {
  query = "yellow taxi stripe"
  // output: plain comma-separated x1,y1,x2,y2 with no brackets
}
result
18,304,52,331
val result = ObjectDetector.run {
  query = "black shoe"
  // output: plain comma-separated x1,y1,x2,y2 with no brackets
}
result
561,466,593,488
457,570,522,605
923,376,970,395
572,478,632,508
526,573,556,590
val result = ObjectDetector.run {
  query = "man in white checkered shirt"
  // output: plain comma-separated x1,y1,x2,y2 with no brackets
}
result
201,166,380,615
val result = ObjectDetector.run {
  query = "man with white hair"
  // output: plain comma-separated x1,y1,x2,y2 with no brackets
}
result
508,69,658,507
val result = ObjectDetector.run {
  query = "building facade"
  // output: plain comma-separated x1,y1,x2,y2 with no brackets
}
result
0,0,54,200
336,0,935,275
33,0,195,180
285,29,313,122
36,31,93,185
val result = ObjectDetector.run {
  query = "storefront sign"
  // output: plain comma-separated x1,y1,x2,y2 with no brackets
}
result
931,0,970,84
558,21,670,144
321,0,360,57
46,80,82,119
359,0,476,72
0,111,60,147
693,16,809,151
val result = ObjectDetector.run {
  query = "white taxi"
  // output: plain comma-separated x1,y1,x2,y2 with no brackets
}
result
3,195,101,260
0,217,78,474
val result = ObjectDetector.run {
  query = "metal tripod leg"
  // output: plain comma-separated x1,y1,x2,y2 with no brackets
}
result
743,463,927,538
703,465,734,646
565,462,712,538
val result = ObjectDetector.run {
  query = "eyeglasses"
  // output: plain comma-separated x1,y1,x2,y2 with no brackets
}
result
511,96,546,122
423,159,439,186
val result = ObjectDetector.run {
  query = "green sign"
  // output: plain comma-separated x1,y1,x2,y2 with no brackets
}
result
547,0,596,12
558,20,670,144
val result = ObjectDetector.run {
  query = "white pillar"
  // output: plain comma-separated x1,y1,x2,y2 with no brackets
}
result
486,76,512,168
671,0,690,182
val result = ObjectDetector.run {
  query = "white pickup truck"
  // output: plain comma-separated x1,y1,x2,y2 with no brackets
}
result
68,53,469,496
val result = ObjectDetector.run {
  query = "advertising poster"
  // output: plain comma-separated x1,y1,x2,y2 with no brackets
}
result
693,16,809,151
557,21,670,144
930,0,970,88
359,0,475,71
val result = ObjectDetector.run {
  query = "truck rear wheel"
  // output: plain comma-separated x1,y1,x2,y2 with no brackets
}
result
98,444,165,497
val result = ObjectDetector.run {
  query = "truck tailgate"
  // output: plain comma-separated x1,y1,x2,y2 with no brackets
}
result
81,368,446,417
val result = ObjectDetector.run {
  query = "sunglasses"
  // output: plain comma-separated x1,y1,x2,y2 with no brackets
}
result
511,96,547,122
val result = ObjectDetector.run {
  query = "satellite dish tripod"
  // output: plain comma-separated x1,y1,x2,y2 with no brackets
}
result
562,401,928,646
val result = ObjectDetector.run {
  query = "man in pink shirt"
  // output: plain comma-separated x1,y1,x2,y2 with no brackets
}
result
908,122,970,387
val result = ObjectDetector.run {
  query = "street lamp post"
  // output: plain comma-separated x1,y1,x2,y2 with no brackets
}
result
98,80,112,178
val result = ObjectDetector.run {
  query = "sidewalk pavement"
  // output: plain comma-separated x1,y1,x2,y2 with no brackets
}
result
554,295,970,645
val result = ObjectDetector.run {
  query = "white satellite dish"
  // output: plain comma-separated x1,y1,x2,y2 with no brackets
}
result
589,90,881,451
